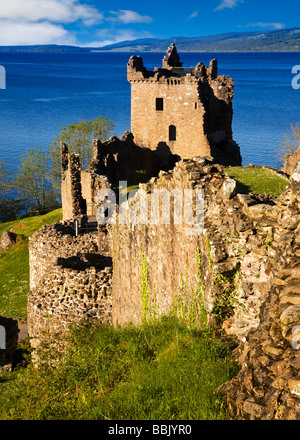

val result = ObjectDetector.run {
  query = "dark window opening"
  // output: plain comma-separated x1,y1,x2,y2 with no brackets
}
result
156,98,164,111
195,102,198,109
169,125,176,141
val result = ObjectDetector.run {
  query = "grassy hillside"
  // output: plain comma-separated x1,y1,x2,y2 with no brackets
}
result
0,209,62,318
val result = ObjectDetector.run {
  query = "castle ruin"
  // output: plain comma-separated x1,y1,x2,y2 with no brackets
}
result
25,45,300,420
128,43,241,167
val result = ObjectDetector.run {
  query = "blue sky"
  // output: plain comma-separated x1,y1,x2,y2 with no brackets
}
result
0,0,299,46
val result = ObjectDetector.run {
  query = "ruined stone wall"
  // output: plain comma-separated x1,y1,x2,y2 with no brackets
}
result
29,223,99,290
28,260,112,348
28,222,112,347
61,143,86,222
111,157,300,419
282,146,300,176
111,157,274,336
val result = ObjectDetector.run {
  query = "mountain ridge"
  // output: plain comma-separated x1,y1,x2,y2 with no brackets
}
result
0,28,299,53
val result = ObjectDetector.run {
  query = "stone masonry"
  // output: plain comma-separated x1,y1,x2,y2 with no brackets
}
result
28,222,112,349
127,44,241,166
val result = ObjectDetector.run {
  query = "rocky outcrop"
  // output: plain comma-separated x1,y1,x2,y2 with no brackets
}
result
282,147,300,176
219,186,300,420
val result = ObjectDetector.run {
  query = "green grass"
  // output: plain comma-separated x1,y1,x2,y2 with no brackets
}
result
0,209,62,317
0,317,240,420
224,166,289,196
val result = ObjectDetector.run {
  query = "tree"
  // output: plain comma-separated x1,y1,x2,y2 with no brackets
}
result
0,160,24,222
14,147,59,214
276,123,300,165
48,115,115,192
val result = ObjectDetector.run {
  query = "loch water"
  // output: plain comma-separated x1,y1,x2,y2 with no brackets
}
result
0,51,299,171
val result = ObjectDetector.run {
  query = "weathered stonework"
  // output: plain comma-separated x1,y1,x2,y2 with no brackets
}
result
128,44,241,166
282,146,300,176
28,222,112,348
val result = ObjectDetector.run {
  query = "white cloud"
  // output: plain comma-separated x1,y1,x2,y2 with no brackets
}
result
0,0,103,25
215,0,244,11
245,22,285,30
0,2,153,46
188,11,198,20
107,10,153,24
93,29,153,48
0,20,76,45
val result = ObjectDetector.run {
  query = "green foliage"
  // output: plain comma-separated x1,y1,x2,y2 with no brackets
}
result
141,248,150,322
14,147,60,214
195,248,208,330
205,238,214,271
48,115,115,192
224,166,289,196
0,209,62,317
211,268,242,325
0,318,240,420
275,123,300,166
0,160,24,222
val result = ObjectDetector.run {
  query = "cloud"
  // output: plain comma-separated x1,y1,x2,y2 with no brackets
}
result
107,10,153,24
0,20,76,45
188,11,198,20
0,0,104,25
0,1,153,46
245,22,285,30
215,0,244,11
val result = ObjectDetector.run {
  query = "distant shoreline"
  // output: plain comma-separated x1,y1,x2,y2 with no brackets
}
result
0,27,300,53
0,49,299,54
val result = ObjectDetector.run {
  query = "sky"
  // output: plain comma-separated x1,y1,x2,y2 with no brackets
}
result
0,0,299,47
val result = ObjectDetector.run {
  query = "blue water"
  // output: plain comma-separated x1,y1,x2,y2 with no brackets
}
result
0,51,299,171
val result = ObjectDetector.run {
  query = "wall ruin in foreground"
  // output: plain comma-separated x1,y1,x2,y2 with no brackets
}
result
28,158,300,420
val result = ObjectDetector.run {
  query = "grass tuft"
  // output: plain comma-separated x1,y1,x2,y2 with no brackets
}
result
224,166,289,196
0,317,240,420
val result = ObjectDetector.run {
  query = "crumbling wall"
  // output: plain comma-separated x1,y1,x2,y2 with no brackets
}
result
220,171,300,420
112,157,274,336
61,143,86,221
28,222,112,348
89,132,162,187
111,157,300,419
282,146,300,176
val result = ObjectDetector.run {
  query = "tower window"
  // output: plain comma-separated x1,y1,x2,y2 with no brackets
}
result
156,98,164,111
195,102,198,109
169,125,176,141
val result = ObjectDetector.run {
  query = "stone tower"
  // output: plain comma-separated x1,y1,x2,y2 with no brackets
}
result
127,44,241,166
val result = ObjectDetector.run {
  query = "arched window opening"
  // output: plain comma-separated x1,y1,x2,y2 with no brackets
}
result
169,125,176,141
156,98,164,111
